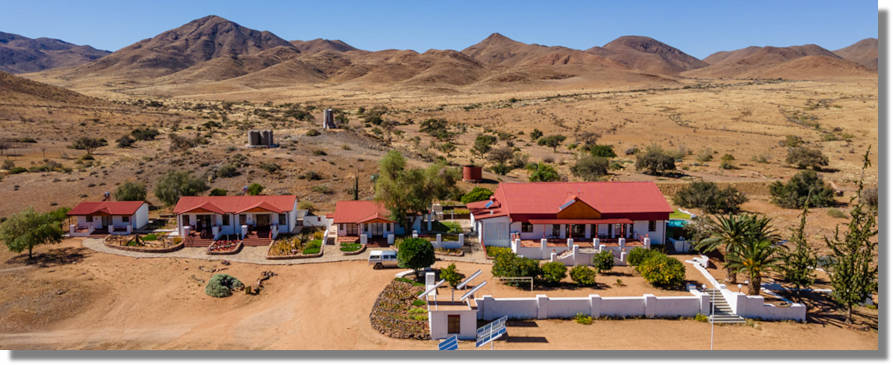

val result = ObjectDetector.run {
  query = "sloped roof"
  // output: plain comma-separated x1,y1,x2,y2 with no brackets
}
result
467,182,672,220
331,200,394,224
68,201,147,216
173,195,297,214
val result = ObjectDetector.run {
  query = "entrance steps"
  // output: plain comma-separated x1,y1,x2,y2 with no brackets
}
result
705,289,746,324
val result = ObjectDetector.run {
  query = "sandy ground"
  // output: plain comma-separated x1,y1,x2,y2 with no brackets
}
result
0,239,877,350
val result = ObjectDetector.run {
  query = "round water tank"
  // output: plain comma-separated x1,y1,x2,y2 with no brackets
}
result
462,165,482,182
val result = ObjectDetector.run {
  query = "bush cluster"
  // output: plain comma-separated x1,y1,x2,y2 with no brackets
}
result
205,274,244,298
673,181,747,214
634,252,686,289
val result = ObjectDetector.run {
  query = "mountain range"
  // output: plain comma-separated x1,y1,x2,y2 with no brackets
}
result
5,15,876,92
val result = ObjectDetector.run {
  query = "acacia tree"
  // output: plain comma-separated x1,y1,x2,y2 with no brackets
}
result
778,200,818,303
537,135,566,152
825,148,878,323
635,145,676,175
0,207,68,260
115,181,147,201
153,170,209,206
374,150,459,232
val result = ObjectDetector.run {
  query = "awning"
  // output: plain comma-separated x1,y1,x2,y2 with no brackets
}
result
527,218,634,224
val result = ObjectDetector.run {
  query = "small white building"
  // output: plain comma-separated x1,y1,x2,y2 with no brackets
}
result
67,201,149,236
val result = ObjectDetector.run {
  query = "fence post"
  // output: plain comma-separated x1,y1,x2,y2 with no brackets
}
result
644,294,656,318
589,294,601,318
536,294,549,320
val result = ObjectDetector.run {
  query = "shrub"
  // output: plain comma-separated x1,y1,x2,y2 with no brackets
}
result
541,262,567,286
440,263,461,288
527,162,560,182
461,187,493,203
419,118,456,141
861,185,878,209
298,200,315,212
473,134,498,157
574,313,593,325
70,137,107,153
627,247,661,267
116,135,135,148
636,254,686,289
131,127,160,141
569,265,596,286
571,155,609,181
537,135,567,152
216,163,239,178
486,246,512,258
635,145,676,175
114,181,147,201
412,299,426,307
786,146,829,170
696,148,714,162
209,188,227,196
154,171,209,206
9,167,27,174
780,135,804,148
246,183,264,195
769,171,835,208
492,251,542,282
205,274,244,298
673,181,747,214
302,239,322,254
592,250,615,273
695,313,708,322
306,129,321,136
587,144,616,158
1,160,13,170
530,128,543,141
827,208,847,219
259,162,281,174
311,185,333,194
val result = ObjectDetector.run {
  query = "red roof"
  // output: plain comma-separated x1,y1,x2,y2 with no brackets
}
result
68,201,146,216
527,218,634,224
467,182,672,221
173,195,297,214
331,200,394,224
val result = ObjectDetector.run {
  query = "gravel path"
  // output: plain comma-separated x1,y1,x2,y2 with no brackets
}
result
82,238,492,265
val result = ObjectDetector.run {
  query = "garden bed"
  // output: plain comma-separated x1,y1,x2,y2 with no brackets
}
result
207,240,243,255
435,248,464,257
266,237,324,259
104,234,184,253
369,279,430,340
340,242,365,255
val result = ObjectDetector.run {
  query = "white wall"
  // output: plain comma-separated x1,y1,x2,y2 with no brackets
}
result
479,216,511,246
475,293,707,321
133,203,149,229
428,309,479,340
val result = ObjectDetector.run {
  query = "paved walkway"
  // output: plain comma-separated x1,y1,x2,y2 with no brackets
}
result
82,238,492,265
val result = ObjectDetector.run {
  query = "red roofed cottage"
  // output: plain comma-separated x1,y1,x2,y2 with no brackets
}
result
331,200,423,244
67,201,149,236
173,195,298,243
467,182,672,258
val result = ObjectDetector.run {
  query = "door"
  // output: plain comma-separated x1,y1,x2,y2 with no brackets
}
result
371,223,383,237
101,216,111,229
447,315,461,334
256,214,271,228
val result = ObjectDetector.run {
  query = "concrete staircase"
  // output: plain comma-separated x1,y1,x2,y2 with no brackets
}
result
705,289,746,324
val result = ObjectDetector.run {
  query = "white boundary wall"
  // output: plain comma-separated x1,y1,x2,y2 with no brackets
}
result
475,293,707,321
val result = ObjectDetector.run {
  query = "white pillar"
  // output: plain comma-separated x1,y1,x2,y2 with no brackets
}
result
387,233,395,245
412,230,418,238
436,233,442,246
567,238,573,249
458,234,464,246
644,236,651,249
69,224,75,235
360,234,368,245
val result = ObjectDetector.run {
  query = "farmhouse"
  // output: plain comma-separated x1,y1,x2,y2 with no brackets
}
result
467,182,672,255
173,195,299,245
67,201,149,236
331,200,426,245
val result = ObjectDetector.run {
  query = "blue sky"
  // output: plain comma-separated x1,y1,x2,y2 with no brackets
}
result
0,1,878,59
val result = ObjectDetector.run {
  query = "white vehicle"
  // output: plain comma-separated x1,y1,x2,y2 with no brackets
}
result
368,249,398,269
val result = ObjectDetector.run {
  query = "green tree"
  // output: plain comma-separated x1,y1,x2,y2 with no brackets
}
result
541,262,567,286
673,181,748,214
375,150,459,231
492,251,542,284
246,183,264,196
537,135,567,152
778,201,818,303
154,170,210,206
114,181,147,201
209,188,227,196
0,207,68,260
70,137,107,155
636,253,686,289
460,187,493,204
824,148,877,323
473,134,498,158
487,147,514,166
592,250,615,273
569,265,596,286
397,238,435,278
440,263,462,288
527,162,560,182
116,135,135,148
786,146,829,170
695,214,779,284
530,128,543,141
571,155,609,181
587,144,616,158
635,145,676,175
770,171,835,208
726,239,780,295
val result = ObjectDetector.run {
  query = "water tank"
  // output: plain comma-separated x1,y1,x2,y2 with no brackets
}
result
248,130,262,146
261,130,274,146
462,165,482,182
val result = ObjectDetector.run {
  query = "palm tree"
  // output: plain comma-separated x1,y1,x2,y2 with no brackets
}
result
695,213,779,283
725,239,781,295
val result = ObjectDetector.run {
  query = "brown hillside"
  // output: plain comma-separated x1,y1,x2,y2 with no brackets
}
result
290,39,358,54
0,70,99,104
55,15,298,79
688,44,856,79
588,35,708,74
741,55,874,80
834,38,878,70
0,32,109,74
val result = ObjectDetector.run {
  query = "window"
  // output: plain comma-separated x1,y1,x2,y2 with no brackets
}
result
122,216,130,223
447,315,461,334
346,224,358,235
648,220,657,232
521,222,533,233
551,224,561,237
222,215,230,225
239,214,246,225
279,213,287,225
572,224,585,237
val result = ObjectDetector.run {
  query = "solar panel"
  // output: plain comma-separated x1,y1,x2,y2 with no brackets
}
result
459,281,487,301
456,269,482,290
484,200,494,208
417,279,446,299
438,335,458,351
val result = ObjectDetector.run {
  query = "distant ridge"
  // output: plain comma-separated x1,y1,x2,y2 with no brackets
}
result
0,31,109,73
686,43,872,79
0,70,99,104
834,38,878,71
290,39,359,54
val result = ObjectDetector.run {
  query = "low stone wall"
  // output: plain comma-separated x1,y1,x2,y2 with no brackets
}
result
104,241,185,253
475,293,706,321
340,244,367,256
207,242,243,255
